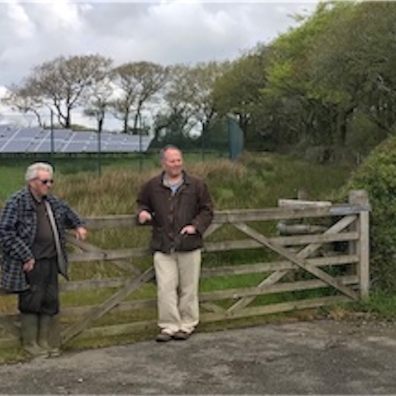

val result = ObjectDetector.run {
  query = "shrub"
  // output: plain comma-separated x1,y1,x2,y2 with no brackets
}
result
345,136,396,291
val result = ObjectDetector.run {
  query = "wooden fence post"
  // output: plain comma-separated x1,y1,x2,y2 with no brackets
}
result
349,190,370,299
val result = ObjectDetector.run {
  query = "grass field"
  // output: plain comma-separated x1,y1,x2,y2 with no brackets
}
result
0,151,354,213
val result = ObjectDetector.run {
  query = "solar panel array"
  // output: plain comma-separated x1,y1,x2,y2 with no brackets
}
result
0,125,152,153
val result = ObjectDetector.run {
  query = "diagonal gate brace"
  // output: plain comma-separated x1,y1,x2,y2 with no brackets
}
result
234,222,359,301
227,215,358,312
62,267,155,344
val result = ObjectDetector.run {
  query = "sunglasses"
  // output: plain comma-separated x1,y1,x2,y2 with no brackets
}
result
36,178,54,185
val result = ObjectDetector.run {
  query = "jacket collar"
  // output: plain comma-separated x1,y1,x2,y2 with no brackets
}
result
159,170,191,186
20,187,35,211
20,186,51,210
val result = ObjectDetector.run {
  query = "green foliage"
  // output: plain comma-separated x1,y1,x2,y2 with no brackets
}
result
356,291,396,319
345,114,388,160
212,48,268,147
212,2,396,159
345,136,396,290
0,163,25,201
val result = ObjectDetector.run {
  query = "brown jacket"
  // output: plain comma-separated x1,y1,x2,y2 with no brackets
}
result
137,171,214,254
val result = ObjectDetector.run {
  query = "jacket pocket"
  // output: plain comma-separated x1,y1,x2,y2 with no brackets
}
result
150,227,165,252
177,233,202,251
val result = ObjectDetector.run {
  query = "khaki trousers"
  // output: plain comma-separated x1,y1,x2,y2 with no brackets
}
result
153,249,201,335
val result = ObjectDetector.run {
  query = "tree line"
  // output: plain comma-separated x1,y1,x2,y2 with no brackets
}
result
214,1,396,160
3,1,396,160
2,55,228,144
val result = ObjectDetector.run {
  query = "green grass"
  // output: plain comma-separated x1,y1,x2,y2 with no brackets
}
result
353,291,396,319
0,165,25,201
0,151,352,209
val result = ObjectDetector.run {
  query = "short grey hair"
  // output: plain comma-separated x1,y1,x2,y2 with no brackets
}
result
25,162,54,182
160,145,182,162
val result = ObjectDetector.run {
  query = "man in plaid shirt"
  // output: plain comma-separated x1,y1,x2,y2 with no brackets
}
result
0,162,87,357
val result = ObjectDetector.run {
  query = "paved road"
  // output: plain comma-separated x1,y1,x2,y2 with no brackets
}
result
0,319,395,395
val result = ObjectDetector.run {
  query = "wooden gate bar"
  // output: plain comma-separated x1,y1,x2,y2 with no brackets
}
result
61,267,154,344
227,215,358,312
226,269,289,313
296,215,356,259
348,190,370,298
233,223,359,300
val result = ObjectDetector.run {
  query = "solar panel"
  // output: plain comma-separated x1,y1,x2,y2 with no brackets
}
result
2,139,31,152
0,125,17,137
17,127,42,138
0,126,153,153
52,129,73,139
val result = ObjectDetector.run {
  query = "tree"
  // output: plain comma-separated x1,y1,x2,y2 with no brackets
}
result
156,62,229,145
154,64,199,141
2,84,45,127
111,61,168,134
16,54,112,128
261,2,349,148
84,77,114,134
308,2,396,140
188,61,230,137
213,46,268,143
211,3,349,151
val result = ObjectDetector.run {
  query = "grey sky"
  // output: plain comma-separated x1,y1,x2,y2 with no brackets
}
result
0,1,319,87
0,0,319,127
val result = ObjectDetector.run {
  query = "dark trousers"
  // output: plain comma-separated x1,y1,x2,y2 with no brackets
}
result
18,257,59,315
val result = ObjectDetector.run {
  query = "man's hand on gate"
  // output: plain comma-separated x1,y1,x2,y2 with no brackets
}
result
74,226,88,240
138,210,152,224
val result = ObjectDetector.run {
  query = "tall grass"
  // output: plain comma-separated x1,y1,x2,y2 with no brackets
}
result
10,152,350,216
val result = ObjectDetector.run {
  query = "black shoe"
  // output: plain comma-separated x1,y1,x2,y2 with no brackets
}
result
155,332,173,342
173,331,191,341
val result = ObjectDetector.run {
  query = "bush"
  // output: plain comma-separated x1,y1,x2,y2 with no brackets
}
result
345,136,396,291
345,114,388,161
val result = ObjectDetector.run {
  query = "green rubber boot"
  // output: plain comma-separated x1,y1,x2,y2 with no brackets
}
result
38,314,61,357
20,314,48,357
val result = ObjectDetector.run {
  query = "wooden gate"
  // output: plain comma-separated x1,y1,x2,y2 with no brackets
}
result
0,190,370,349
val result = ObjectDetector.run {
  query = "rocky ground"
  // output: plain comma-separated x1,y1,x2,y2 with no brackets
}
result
0,318,395,395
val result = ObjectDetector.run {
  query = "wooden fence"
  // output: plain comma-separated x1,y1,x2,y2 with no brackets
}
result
0,190,370,349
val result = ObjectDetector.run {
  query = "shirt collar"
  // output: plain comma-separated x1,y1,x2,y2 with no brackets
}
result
28,187,46,203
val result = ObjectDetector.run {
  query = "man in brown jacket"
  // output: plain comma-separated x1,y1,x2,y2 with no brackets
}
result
137,145,213,342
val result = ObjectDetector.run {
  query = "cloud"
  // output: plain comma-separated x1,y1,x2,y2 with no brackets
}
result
0,1,319,127
0,1,318,86
4,2,36,39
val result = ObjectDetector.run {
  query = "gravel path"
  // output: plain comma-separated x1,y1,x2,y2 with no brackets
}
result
0,319,395,395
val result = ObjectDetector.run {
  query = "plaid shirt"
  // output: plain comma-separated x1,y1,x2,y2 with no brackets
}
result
0,187,84,292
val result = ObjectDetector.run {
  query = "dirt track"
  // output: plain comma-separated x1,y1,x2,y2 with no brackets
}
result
0,318,395,395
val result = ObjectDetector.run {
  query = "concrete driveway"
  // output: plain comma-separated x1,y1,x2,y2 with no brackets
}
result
0,318,395,394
